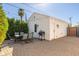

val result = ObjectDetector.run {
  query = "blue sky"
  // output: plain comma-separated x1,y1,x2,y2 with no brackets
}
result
2,3,79,25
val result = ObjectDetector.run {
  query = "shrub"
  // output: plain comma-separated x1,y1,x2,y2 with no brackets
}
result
0,5,9,46
7,18,15,37
7,18,29,38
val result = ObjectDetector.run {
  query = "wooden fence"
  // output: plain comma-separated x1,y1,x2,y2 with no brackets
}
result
67,27,77,36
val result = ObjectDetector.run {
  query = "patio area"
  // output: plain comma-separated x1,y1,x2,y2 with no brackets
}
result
1,37,79,56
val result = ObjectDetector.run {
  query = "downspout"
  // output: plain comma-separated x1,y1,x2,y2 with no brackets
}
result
54,18,55,39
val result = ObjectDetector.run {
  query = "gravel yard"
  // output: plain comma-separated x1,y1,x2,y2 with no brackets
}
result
0,37,79,56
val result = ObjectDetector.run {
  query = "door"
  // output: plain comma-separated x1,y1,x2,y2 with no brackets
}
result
33,24,39,38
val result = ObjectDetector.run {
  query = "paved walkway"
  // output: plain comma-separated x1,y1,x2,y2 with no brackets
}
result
1,37,79,56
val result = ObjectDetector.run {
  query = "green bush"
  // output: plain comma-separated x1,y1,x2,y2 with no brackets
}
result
0,5,9,45
7,18,29,38
7,18,15,37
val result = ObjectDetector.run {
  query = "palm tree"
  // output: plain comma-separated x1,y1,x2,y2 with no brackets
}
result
18,8,24,35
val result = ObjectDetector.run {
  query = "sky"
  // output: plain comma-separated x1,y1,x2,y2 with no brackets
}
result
2,3,79,26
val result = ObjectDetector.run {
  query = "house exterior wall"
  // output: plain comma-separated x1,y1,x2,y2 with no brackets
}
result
28,13,50,40
28,13,68,40
49,17,68,40
49,17,54,40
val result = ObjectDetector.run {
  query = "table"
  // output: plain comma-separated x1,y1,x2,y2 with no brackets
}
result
14,35,23,42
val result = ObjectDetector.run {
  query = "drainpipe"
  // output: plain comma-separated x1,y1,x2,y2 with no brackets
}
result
54,18,55,39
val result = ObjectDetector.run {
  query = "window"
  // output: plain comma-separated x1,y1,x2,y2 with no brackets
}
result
56,24,59,28
34,24,38,32
34,16,35,19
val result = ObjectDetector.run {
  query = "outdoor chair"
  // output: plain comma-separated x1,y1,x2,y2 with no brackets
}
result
14,32,23,42
22,33,28,40
14,32,34,43
25,32,34,43
22,33,30,43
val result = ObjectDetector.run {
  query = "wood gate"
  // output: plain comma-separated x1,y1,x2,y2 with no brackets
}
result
76,27,79,37
67,27,77,36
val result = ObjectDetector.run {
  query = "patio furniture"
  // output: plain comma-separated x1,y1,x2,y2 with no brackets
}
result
14,32,23,42
22,33,30,43
22,34,28,40
25,32,34,43
14,32,34,43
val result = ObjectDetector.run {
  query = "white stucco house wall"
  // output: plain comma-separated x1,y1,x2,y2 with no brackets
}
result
28,12,68,40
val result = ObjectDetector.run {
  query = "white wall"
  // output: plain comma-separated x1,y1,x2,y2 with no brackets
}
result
49,17,54,40
28,13,68,40
49,17,68,40
28,13,50,40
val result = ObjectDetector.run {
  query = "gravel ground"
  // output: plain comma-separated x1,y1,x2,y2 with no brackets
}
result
1,37,79,56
